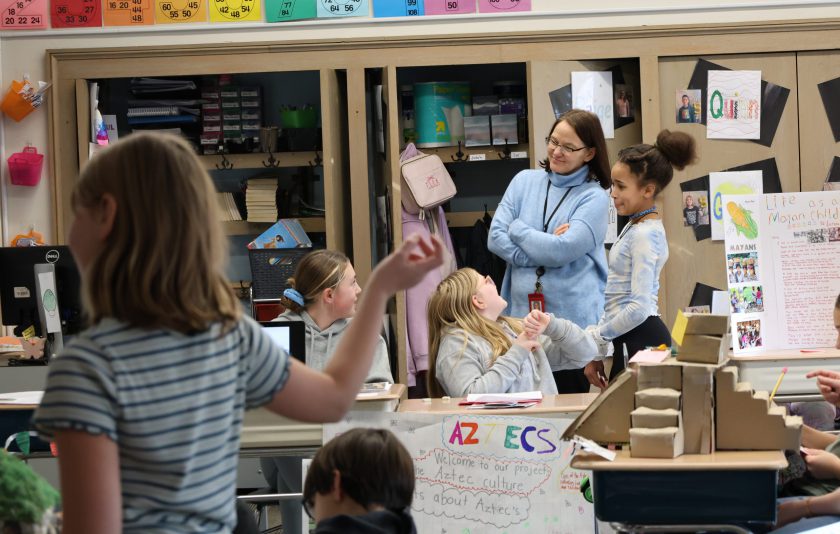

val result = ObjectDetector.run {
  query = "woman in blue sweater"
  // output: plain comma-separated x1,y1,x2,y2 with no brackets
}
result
488,109,611,393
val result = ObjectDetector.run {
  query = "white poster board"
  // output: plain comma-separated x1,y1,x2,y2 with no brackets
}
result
571,71,614,139
325,412,595,534
706,70,761,140
710,170,763,241
723,191,840,353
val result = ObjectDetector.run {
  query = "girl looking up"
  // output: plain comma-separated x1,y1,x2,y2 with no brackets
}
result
426,268,599,398
584,129,697,387
32,132,444,534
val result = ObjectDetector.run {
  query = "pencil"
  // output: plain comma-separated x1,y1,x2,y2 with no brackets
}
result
769,367,788,400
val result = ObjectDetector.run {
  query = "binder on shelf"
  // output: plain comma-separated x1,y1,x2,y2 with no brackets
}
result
126,115,198,126
127,106,179,117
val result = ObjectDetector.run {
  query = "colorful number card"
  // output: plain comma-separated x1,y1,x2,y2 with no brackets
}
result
209,0,259,22
155,0,206,24
317,0,367,18
425,0,474,15
50,0,101,27
478,0,529,13
373,0,422,17
266,0,315,21
1,0,47,29
104,0,153,25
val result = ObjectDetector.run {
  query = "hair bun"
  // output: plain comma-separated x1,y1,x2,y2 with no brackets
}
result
655,129,697,171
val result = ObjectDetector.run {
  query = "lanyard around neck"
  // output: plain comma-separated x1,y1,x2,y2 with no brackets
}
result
542,178,574,233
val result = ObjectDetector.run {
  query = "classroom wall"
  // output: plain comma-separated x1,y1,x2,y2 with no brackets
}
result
1,0,838,244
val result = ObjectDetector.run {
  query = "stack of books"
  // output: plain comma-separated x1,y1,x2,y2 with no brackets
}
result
245,178,277,222
216,192,243,222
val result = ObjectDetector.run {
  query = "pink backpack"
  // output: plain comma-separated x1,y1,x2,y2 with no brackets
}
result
399,144,456,218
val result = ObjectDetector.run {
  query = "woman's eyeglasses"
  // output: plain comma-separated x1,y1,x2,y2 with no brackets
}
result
545,137,588,154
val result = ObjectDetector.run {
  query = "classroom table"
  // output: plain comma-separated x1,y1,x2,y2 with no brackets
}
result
398,392,599,416
730,347,840,400
571,449,788,533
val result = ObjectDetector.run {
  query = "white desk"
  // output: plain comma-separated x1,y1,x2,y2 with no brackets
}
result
730,347,840,399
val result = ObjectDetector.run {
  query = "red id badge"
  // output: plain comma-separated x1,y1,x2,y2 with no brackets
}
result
528,292,545,312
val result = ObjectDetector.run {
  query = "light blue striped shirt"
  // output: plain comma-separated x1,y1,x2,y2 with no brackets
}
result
597,219,668,341
33,315,290,533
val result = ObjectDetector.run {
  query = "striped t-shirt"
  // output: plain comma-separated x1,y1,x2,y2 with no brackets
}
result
33,315,290,533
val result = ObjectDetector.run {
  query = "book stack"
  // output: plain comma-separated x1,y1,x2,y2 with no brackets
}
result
126,78,202,147
245,178,277,222
216,192,243,222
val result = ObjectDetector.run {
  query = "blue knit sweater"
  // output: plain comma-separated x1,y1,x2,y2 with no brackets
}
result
488,166,609,344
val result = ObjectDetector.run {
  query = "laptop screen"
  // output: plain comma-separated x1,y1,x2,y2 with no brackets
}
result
259,321,306,363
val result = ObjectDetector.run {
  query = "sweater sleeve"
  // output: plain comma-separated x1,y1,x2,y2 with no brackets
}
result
435,332,531,397
508,189,608,267
487,173,532,267
366,335,395,383
596,226,664,341
541,315,599,369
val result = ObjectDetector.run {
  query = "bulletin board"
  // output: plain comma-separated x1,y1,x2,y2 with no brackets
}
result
657,53,801,324
797,51,840,193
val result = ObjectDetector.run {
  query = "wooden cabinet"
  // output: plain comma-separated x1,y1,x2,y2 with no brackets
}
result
47,24,840,385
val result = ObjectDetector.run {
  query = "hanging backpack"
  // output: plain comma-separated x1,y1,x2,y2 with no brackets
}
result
399,144,456,218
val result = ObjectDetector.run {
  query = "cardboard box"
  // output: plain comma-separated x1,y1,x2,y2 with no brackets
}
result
464,116,491,147
715,366,802,450
635,388,681,410
672,311,729,345
637,364,682,391
630,425,685,458
631,407,679,429
677,334,727,365
561,371,637,445
681,363,716,454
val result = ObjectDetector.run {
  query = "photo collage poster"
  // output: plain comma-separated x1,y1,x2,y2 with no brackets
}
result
723,191,840,353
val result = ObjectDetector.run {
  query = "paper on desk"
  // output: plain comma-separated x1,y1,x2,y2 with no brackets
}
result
629,349,670,364
356,382,392,398
0,391,44,405
465,391,543,404
571,435,616,461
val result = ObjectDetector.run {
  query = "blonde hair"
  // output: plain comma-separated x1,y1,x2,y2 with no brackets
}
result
72,132,240,333
279,249,350,314
426,268,522,398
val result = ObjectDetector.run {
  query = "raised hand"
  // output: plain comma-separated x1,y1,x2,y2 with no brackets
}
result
370,234,446,295
807,370,840,407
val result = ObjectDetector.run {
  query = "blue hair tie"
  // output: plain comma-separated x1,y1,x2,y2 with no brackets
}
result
283,288,305,307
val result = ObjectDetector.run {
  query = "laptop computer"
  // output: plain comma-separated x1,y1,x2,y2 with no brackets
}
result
259,320,306,363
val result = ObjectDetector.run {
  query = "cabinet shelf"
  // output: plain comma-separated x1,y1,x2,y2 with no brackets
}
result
222,217,326,235
201,151,319,171
406,143,529,163
444,210,496,228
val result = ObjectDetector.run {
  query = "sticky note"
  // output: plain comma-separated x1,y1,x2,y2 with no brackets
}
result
671,309,688,346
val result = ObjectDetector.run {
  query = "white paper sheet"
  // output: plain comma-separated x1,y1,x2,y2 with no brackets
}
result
571,71,614,139
710,170,763,241
707,70,762,140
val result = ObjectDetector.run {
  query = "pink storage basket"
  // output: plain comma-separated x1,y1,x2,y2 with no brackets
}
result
8,146,43,186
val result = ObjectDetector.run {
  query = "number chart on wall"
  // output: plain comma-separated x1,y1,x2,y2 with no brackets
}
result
50,0,101,28
154,0,205,23
325,412,595,534
104,0,153,25
1,0,46,29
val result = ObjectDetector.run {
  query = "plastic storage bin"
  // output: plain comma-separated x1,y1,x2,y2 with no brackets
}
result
8,146,44,186
0,80,36,122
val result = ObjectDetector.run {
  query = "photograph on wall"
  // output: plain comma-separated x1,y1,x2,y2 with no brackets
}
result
710,170,763,240
682,190,709,227
571,71,614,138
548,84,572,119
707,70,761,139
614,84,633,118
680,175,712,241
735,319,763,350
676,89,701,124
829,227,840,241
726,251,759,282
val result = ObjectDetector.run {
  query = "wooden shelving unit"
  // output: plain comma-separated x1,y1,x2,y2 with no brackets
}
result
443,210,495,228
222,217,326,236
199,151,319,171
408,143,529,163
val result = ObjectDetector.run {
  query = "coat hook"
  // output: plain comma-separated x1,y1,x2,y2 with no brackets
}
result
497,138,512,160
262,151,281,168
451,141,467,162
215,147,234,170
309,151,323,168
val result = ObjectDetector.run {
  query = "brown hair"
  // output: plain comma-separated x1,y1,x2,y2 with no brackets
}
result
72,132,240,333
539,109,611,189
426,268,522,398
617,129,697,194
303,428,414,512
279,249,350,313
